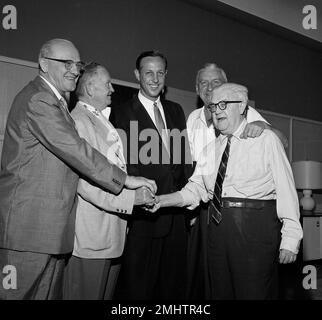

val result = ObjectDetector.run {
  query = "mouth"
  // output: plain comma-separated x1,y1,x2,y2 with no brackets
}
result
149,84,159,90
216,116,226,122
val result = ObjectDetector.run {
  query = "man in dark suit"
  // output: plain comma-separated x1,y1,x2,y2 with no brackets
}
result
0,39,156,300
110,51,192,299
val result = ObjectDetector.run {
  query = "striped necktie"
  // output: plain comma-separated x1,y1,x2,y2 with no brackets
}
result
153,102,169,151
210,135,232,224
59,98,68,112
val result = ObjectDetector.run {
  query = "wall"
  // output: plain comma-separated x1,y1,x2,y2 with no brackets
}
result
0,0,322,122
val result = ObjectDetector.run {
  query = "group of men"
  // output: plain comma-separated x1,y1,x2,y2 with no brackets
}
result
0,38,302,300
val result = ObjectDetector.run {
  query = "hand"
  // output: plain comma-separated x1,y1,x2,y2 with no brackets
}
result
144,196,161,213
134,186,156,206
240,121,267,139
125,175,157,194
279,249,297,264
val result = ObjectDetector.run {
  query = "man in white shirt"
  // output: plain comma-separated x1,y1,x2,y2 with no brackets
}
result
186,63,288,299
152,83,303,299
63,63,155,300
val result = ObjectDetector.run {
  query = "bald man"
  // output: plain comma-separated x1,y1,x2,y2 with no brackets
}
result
0,39,156,300
150,83,303,299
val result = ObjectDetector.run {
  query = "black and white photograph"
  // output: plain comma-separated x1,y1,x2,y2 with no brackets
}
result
0,0,321,317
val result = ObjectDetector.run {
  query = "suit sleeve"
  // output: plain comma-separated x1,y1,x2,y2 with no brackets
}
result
74,116,135,215
26,92,126,195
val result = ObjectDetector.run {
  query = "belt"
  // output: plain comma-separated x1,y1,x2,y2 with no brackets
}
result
221,198,276,209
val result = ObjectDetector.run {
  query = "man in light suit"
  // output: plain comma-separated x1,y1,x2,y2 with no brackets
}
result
0,39,156,300
63,63,155,300
110,51,193,299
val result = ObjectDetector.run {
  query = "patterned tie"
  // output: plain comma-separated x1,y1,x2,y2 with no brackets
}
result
153,102,169,151
59,98,68,112
210,136,232,224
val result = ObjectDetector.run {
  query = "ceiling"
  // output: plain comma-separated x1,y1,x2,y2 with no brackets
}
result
179,0,322,44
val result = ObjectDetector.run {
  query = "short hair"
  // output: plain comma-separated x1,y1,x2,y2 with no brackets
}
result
195,63,228,86
38,38,74,60
75,62,104,99
213,83,248,103
135,50,168,70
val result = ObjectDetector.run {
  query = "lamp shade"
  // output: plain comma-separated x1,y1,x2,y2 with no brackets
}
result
291,161,322,189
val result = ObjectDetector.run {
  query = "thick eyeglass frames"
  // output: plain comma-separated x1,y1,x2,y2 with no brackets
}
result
207,100,242,113
44,57,85,72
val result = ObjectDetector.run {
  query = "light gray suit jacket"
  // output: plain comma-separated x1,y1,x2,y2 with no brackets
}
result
71,102,135,259
0,77,126,254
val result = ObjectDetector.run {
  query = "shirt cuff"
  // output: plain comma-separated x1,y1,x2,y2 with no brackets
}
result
280,236,301,254
178,189,200,210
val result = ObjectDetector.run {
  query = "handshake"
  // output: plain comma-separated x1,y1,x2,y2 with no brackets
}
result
124,175,161,212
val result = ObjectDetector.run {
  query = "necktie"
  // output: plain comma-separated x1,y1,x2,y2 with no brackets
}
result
210,136,232,224
59,98,68,112
153,102,169,151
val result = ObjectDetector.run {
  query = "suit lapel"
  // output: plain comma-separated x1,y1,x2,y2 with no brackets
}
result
133,96,171,160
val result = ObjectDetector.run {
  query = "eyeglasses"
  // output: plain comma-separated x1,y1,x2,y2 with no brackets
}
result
44,57,85,72
207,100,242,113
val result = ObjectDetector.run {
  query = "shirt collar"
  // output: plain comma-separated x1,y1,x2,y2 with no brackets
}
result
138,91,160,107
39,75,63,102
218,118,247,145
79,101,101,116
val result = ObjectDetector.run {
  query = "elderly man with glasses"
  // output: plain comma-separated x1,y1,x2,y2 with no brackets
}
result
150,83,302,300
0,39,156,300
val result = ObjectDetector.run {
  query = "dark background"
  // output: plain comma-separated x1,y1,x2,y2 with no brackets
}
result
1,0,321,121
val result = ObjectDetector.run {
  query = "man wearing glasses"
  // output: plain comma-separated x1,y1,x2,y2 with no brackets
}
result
150,83,302,299
186,63,288,299
0,38,156,299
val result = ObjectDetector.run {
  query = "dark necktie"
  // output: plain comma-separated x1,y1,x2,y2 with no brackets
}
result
210,136,232,224
153,102,169,151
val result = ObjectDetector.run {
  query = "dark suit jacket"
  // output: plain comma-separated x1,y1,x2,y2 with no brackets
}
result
0,76,126,255
110,94,193,238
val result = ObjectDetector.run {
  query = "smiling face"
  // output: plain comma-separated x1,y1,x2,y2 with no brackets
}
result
134,56,167,101
39,40,81,94
196,67,227,105
90,67,114,110
211,84,247,135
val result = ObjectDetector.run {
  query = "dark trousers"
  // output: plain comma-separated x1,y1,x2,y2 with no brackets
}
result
0,248,67,300
115,215,188,300
63,255,120,300
207,199,281,300
186,202,211,299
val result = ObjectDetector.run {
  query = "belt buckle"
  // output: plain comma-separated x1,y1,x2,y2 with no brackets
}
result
229,201,243,208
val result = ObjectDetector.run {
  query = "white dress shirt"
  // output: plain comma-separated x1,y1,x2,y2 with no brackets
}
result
138,91,168,131
180,119,303,254
187,105,268,162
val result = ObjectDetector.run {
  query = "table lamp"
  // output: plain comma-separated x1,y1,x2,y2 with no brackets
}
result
291,160,322,211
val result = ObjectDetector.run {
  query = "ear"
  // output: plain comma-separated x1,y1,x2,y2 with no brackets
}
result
239,101,247,115
134,69,140,82
85,81,93,97
39,58,48,73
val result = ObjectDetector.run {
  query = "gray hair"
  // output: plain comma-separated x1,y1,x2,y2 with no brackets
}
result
76,62,105,99
38,38,74,60
195,63,228,86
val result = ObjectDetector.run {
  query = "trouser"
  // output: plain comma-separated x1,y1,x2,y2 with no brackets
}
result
207,198,281,300
0,248,67,300
186,202,211,299
114,214,188,300
63,255,121,300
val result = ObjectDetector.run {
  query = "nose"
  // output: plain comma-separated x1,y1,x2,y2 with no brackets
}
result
110,84,115,93
69,62,79,75
152,73,159,83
